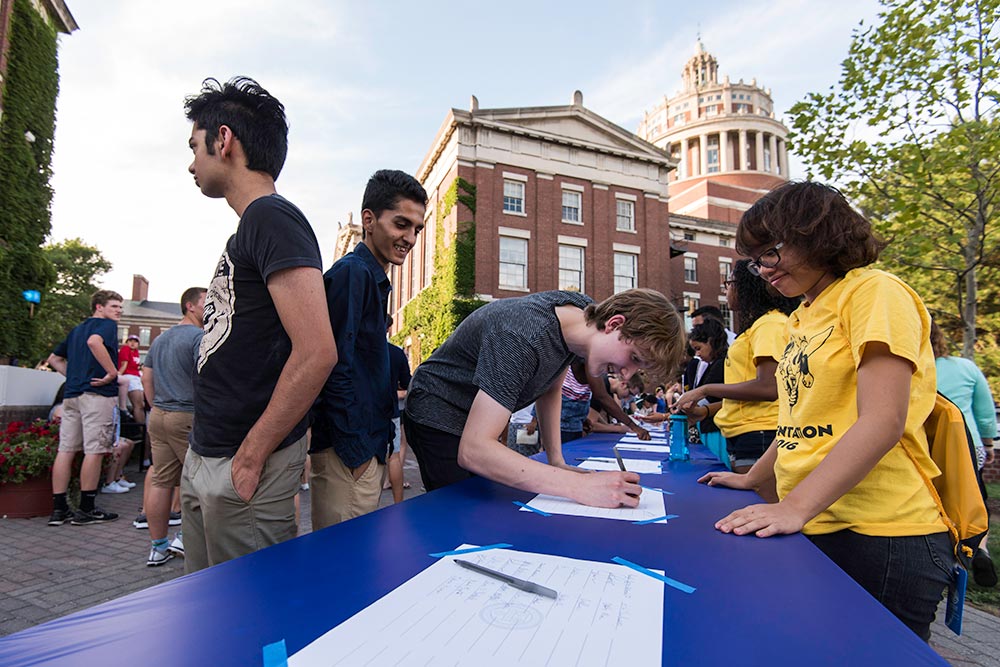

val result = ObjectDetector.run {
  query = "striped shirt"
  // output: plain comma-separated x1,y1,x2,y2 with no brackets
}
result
406,291,594,436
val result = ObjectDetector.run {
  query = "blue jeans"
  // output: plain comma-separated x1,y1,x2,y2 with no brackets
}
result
808,530,953,641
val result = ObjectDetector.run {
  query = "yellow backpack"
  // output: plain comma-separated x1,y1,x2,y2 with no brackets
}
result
902,393,990,569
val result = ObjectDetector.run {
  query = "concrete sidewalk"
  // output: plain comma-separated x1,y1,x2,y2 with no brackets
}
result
2,455,999,666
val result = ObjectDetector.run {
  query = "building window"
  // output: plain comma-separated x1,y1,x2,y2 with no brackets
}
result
118,326,129,344
499,236,528,289
558,244,585,291
707,136,720,173
683,231,696,241
139,327,151,346
503,180,524,214
561,190,582,223
719,259,732,291
684,257,698,283
704,105,718,117
720,302,734,330
613,252,637,294
615,200,635,232
673,113,685,125
735,103,751,113
719,238,731,247
683,294,701,326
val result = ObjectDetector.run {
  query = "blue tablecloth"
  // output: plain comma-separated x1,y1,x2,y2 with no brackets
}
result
0,434,947,666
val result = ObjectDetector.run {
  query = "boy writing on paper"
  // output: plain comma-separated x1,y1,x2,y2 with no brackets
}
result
403,289,685,508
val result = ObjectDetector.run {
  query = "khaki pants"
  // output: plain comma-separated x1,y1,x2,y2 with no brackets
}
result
180,436,306,573
309,448,384,531
148,408,193,488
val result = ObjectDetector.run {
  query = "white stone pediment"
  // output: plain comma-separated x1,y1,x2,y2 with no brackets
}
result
469,107,669,162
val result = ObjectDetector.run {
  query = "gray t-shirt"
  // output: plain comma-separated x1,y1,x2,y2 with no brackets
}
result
406,291,593,435
144,324,203,412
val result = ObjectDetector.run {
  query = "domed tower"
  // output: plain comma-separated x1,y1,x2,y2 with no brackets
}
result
638,42,789,222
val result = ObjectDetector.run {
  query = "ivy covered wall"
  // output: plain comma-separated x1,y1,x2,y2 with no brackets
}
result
0,0,59,361
392,176,485,362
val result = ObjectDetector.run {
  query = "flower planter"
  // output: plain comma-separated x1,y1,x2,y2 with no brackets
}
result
0,473,52,519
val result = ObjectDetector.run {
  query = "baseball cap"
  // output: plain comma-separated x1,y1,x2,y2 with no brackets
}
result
127,334,140,341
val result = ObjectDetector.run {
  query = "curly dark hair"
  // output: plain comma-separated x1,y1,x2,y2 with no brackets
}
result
184,76,288,180
736,181,886,277
688,318,728,360
730,259,800,334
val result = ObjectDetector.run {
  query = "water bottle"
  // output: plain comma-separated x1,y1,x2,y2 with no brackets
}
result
669,414,689,461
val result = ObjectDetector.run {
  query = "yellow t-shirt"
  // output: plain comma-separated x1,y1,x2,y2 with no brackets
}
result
773,268,945,537
714,310,787,438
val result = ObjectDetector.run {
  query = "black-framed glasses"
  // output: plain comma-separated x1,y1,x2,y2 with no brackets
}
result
723,279,735,288
747,242,784,276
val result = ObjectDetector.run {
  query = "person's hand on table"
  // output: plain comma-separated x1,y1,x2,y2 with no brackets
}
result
630,424,651,440
570,471,642,508
636,413,668,423
698,470,753,489
713,501,807,538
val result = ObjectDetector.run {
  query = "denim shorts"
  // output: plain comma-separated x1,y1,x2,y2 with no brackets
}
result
808,529,953,641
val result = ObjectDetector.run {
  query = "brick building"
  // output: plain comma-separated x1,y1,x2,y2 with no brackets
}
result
117,275,181,362
389,91,677,339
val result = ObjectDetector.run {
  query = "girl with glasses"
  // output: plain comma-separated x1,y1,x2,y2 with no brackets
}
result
698,181,951,642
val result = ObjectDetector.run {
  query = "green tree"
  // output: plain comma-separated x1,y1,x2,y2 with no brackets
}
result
28,239,112,366
0,0,60,362
788,0,999,360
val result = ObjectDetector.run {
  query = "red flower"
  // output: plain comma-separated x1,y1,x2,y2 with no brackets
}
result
14,446,22,454
6,467,14,477
0,455,5,465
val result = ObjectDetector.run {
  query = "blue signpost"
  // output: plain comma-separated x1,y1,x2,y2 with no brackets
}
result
22,290,40,318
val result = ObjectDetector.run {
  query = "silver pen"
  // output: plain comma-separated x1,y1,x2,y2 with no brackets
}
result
454,559,558,599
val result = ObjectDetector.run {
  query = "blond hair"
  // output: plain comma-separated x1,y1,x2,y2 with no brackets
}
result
584,288,686,382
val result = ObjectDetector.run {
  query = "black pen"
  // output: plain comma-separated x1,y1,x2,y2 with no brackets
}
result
613,446,628,472
454,559,558,599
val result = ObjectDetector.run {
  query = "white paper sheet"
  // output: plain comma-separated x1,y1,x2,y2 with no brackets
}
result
519,484,668,523
614,443,671,454
577,457,663,474
288,545,664,667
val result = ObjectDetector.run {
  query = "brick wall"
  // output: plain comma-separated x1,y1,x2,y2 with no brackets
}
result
983,457,1000,484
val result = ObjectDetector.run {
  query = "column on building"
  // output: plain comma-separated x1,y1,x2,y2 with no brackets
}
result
738,129,748,170
719,130,729,172
769,134,778,174
677,139,687,179
779,139,788,177
755,131,765,172
699,134,708,177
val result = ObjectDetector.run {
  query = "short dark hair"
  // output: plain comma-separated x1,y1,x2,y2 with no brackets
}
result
689,318,729,358
730,259,800,334
736,181,886,277
91,290,123,310
690,305,724,322
184,76,288,180
361,170,428,220
180,287,207,315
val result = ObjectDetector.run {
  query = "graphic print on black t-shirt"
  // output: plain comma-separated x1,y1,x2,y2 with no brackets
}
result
198,251,235,373
777,326,833,411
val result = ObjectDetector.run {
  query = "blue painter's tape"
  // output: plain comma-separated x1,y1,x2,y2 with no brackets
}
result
513,501,552,517
639,485,675,495
429,543,513,558
262,639,288,667
633,514,679,525
612,556,696,594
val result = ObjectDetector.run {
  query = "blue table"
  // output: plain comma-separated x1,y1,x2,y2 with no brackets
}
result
0,434,947,666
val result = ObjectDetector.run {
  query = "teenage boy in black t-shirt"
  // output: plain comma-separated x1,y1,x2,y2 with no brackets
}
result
181,77,337,572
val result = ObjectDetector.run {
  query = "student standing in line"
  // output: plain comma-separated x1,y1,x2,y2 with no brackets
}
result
309,170,426,528
404,288,685,508
699,181,951,641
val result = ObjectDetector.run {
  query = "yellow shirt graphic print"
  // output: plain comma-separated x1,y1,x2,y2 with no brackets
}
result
773,268,945,537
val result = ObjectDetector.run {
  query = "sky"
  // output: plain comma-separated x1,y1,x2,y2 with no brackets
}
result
47,0,882,303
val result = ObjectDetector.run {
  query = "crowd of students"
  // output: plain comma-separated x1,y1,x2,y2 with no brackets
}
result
42,75,996,644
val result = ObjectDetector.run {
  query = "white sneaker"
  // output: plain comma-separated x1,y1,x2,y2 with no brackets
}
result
118,478,136,489
147,547,174,567
168,533,184,557
101,481,128,494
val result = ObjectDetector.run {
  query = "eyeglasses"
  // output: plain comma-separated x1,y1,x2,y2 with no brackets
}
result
723,279,735,288
747,243,783,276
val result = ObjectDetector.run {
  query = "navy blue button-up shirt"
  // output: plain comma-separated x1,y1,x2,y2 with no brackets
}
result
310,242,394,467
